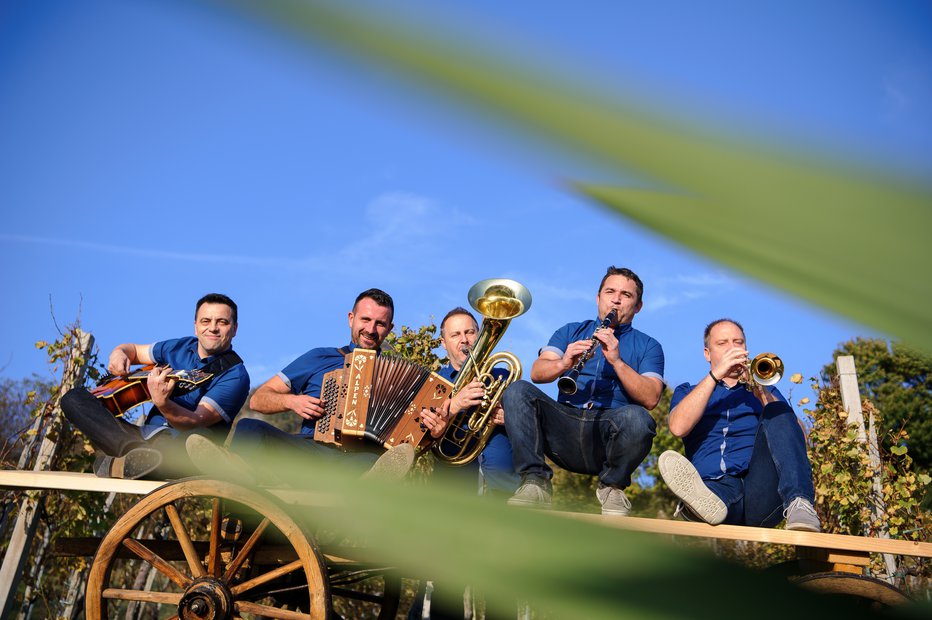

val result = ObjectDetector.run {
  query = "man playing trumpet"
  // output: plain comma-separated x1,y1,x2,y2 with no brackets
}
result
659,319,821,531
502,266,664,515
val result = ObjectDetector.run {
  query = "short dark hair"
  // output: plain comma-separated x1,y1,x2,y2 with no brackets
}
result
440,307,478,336
599,266,644,303
703,318,745,348
196,293,238,324
354,288,394,320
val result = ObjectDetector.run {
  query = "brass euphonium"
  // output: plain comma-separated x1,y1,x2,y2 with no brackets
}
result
741,352,784,390
431,278,532,466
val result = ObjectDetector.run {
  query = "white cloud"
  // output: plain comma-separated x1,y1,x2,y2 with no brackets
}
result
0,233,296,267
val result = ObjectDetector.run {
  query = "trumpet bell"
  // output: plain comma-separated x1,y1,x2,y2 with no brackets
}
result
468,278,533,320
750,353,783,386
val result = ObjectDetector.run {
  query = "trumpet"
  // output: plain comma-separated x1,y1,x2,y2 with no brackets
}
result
557,309,618,395
431,278,532,466
740,352,784,390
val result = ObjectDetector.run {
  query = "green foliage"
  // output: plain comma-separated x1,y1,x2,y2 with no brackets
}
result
384,322,447,370
0,376,53,464
805,376,930,585
822,338,932,473
242,0,932,355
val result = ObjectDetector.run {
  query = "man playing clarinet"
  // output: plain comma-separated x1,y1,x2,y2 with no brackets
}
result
502,266,665,514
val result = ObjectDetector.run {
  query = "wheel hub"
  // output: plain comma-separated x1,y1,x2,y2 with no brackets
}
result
178,577,234,620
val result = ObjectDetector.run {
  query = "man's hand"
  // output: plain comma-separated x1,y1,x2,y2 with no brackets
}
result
420,406,450,438
562,339,595,371
592,328,621,365
490,403,505,426
147,365,176,408
751,383,778,407
712,346,749,382
288,394,326,420
450,380,485,414
108,349,133,376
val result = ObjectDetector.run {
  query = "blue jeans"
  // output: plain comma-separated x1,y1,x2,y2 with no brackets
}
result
705,401,816,526
502,380,655,489
479,427,520,495
229,418,380,478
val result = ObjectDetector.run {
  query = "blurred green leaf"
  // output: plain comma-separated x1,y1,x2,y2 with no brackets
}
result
229,0,931,354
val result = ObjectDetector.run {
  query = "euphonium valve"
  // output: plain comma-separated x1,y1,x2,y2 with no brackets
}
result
431,279,531,466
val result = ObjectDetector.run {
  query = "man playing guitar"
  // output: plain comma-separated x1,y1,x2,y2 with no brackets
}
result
61,293,249,479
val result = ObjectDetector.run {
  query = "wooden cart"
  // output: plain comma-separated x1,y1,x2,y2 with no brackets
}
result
3,469,931,617
0,470,402,619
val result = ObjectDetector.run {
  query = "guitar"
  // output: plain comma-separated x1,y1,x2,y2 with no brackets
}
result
91,364,213,417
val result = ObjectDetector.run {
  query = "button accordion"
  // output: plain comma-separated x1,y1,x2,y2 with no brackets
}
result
314,349,453,451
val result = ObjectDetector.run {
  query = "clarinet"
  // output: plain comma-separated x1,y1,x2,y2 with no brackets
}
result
557,309,618,395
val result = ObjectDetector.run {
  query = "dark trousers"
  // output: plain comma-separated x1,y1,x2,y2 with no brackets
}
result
60,387,216,479
502,380,656,488
706,401,816,526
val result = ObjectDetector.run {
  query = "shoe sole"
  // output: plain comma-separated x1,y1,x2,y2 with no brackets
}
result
186,435,257,486
363,443,415,482
658,451,727,525
785,521,821,533
506,497,553,509
117,449,162,480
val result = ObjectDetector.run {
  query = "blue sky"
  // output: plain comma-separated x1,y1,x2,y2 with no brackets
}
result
1,1,929,410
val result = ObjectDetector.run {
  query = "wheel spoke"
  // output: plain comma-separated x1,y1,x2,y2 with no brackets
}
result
230,559,304,597
235,599,312,620
102,587,182,605
165,502,206,578
223,517,270,581
122,538,192,589
208,497,222,577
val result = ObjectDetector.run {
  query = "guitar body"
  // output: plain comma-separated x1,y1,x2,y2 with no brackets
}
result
91,364,213,417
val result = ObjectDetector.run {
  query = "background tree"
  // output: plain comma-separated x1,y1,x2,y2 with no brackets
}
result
821,338,932,475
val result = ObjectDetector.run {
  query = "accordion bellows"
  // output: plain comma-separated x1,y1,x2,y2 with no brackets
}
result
314,349,453,451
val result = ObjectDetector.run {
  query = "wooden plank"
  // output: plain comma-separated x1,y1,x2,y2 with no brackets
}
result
0,470,164,495
556,513,932,558
0,470,335,506
8,469,930,559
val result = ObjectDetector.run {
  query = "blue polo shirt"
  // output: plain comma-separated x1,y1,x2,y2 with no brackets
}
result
542,320,664,409
671,381,788,480
144,336,250,434
278,343,358,436
435,362,510,473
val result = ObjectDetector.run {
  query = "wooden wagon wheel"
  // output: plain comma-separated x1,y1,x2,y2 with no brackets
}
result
86,479,330,619
791,571,910,608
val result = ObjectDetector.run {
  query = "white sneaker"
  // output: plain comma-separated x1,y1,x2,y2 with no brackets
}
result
507,479,553,509
658,450,727,525
784,497,821,532
596,484,631,516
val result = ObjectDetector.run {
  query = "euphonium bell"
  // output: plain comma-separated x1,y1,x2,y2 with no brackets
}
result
431,279,531,466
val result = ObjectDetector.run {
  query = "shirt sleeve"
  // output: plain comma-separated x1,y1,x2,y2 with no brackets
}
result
670,381,694,411
279,349,318,395
638,337,665,380
200,366,250,423
150,338,182,365
540,324,571,357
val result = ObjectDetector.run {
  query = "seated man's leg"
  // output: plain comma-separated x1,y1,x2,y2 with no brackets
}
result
478,428,520,498
659,450,732,525
61,388,162,479
744,402,820,531
596,405,656,515
229,418,381,482
502,380,569,507
61,388,144,457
